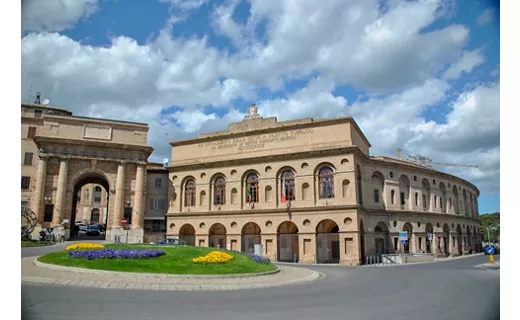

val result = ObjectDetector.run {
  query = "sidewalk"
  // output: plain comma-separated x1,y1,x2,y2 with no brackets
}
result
476,261,500,272
21,257,322,291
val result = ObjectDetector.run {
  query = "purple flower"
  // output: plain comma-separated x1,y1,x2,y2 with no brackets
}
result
68,249,166,260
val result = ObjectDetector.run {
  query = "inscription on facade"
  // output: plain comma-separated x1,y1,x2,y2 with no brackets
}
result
84,125,112,140
197,128,314,151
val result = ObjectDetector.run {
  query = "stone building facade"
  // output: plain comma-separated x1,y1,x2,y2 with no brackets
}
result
21,103,154,243
165,105,481,265
143,162,169,242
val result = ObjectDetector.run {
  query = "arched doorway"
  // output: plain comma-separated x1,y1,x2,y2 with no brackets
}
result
456,224,463,255
425,223,434,254
209,223,227,249
316,219,340,264
359,219,366,263
70,172,110,240
277,221,299,262
179,224,195,246
374,221,390,255
466,225,472,253
442,224,450,256
90,208,100,224
402,222,413,253
242,222,261,254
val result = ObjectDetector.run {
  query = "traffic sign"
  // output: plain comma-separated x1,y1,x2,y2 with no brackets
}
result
399,231,408,240
121,218,127,224
427,233,433,241
486,246,495,255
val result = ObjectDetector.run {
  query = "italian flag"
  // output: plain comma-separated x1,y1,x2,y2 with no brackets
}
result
281,176,286,203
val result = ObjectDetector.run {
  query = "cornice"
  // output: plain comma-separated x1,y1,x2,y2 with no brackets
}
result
34,136,154,154
166,204,360,217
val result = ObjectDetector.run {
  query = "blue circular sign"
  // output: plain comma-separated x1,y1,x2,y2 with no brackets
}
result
486,246,495,255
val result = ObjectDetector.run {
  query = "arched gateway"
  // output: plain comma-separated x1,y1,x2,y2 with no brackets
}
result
29,115,153,242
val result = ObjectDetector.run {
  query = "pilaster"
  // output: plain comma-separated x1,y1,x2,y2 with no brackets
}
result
112,160,126,230
52,157,69,226
32,154,48,225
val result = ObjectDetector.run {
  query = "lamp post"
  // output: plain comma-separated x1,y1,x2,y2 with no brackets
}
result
486,225,498,245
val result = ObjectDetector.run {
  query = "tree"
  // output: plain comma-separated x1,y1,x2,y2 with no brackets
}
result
479,212,500,243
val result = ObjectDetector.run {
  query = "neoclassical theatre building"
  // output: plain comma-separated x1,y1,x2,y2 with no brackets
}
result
166,105,481,265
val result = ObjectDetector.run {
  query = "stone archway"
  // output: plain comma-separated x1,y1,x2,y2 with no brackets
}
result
179,223,196,246
316,219,340,264
30,115,153,242
241,222,261,253
209,223,227,248
277,221,299,262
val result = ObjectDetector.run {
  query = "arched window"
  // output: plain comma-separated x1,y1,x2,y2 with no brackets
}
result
93,186,102,203
319,167,334,199
281,170,295,201
246,173,259,203
184,180,196,207
214,177,226,205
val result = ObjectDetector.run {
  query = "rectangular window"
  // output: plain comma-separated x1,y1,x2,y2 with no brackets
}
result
27,126,37,139
373,189,379,203
393,238,398,251
21,176,31,189
151,199,165,210
23,152,34,165
34,110,42,118
434,195,437,208
400,192,405,205
155,178,162,188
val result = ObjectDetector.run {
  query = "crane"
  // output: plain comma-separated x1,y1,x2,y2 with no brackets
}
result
396,148,479,168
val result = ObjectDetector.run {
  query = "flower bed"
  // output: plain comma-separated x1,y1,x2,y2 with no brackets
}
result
66,243,105,251
221,248,271,264
246,253,271,264
193,251,233,263
68,248,165,260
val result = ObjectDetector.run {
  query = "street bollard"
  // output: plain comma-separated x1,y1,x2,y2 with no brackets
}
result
489,254,494,264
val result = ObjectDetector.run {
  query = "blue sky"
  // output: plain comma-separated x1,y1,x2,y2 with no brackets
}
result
21,0,500,213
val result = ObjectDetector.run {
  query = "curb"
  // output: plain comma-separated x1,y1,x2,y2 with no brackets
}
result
21,269,323,291
33,258,281,279
275,253,485,268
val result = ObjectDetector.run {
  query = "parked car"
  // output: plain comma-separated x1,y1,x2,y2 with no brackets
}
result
484,245,499,255
150,238,186,246
97,223,106,232
77,223,88,232
86,224,101,236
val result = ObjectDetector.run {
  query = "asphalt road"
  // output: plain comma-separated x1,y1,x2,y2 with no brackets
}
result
21,254,499,320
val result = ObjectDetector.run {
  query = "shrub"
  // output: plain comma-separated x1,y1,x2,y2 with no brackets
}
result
68,249,165,260
66,243,105,251
193,251,233,263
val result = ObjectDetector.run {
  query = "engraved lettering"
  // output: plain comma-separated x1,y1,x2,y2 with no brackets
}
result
197,128,313,151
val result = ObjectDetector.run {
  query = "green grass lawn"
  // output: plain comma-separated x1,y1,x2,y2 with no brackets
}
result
21,240,54,247
38,244,277,275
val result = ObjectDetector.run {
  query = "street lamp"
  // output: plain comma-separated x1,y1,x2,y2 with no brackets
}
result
487,225,498,244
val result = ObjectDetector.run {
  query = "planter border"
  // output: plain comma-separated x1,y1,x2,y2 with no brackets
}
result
34,257,280,279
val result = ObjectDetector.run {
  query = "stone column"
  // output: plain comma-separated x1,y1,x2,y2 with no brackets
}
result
52,157,69,226
32,154,48,225
112,161,126,229
132,162,145,229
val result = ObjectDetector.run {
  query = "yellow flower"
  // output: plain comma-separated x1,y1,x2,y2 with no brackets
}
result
193,251,233,263
65,243,105,251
